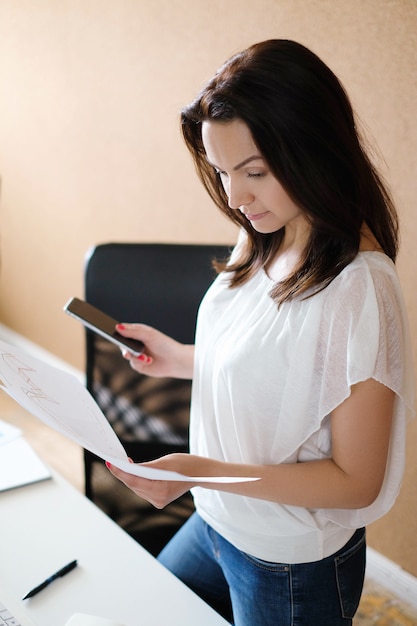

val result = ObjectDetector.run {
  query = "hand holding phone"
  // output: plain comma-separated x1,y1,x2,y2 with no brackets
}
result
64,297,144,357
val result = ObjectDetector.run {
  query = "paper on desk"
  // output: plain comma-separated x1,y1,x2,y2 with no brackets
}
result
0,436,51,491
0,418,21,446
0,341,258,484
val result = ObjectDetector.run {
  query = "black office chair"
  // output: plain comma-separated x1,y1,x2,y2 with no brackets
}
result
83,242,230,555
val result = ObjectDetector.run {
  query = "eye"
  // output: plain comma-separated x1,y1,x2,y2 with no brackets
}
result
247,172,266,178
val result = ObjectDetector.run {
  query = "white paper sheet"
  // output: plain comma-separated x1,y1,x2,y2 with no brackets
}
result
0,436,51,491
0,418,21,446
0,341,258,484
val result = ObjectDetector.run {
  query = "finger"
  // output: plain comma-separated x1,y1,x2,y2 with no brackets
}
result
105,462,137,486
116,323,135,333
116,322,150,339
106,460,145,480
105,462,154,497
120,348,147,362
137,354,153,364
105,460,119,475
120,352,153,375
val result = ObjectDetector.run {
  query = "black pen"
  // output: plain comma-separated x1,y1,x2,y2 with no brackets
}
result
22,559,78,600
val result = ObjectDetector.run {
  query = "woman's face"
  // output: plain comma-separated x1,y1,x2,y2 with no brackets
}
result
202,118,309,239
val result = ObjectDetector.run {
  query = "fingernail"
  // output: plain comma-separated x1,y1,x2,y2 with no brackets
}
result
105,461,112,469
116,323,125,330
138,354,147,361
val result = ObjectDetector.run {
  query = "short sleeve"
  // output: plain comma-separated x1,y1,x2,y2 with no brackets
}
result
317,255,414,419
314,254,414,527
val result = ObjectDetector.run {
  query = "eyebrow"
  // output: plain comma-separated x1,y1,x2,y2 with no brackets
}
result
208,155,264,171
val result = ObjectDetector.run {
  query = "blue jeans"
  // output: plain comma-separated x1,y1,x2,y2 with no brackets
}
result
158,512,366,626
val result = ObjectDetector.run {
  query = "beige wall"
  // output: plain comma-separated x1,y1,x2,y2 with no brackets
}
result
0,0,416,576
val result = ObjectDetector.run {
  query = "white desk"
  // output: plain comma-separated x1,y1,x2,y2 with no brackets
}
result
0,471,228,626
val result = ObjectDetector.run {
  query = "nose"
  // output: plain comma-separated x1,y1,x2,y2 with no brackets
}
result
226,178,254,210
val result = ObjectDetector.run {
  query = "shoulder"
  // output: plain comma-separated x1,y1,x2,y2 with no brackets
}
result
317,252,407,345
324,252,400,304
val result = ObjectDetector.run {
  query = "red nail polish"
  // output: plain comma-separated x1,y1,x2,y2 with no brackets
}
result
116,324,125,330
105,461,112,469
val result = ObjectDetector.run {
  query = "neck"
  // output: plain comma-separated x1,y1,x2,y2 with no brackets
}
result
359,223,383,252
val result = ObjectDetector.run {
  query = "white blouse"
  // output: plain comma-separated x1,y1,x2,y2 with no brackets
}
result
190,249,414,564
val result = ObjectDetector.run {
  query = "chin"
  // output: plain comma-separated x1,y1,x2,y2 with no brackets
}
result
252,225,282,235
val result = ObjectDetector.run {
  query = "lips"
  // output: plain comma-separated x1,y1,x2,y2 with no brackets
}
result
243,211,269,221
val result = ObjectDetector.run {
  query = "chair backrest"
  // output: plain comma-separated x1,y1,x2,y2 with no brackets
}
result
85,242,230,343
84,241,230,448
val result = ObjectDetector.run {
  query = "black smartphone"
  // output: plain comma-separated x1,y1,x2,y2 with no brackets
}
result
64,297,144,357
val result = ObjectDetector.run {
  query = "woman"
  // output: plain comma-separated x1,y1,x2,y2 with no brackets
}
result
107,40,414,625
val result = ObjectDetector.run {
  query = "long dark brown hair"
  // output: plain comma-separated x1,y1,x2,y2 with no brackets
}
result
181,39,398,304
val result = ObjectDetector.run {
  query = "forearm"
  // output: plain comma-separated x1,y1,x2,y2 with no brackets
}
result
165,450,383,510
171,343,195,379
193,456,381,510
